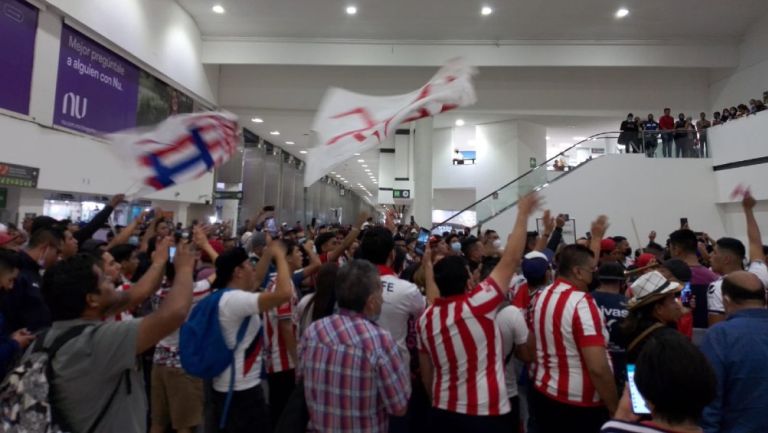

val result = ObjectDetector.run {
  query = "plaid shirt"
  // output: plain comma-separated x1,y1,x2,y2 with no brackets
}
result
298,309,410,433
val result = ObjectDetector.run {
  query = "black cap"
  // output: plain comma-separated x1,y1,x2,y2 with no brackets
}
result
212,247,250,289
598,262,626,281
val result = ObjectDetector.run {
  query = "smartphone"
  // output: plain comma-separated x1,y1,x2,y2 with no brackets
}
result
145,209,155,221
680,217,688,228
680,282,692,308
169,246,177,263
626,364,651,415
414,228,430,256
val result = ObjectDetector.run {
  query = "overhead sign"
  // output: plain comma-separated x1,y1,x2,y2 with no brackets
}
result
0,0,37,115
0,162,39,188
213,190,243,200
393,189,411,199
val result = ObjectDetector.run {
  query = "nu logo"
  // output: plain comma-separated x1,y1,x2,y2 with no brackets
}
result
62,92,88,119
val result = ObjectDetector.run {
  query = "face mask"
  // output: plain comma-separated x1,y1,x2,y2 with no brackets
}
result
451,242,462,253
492,239,502,249
128,236,140,246
624,247,632,257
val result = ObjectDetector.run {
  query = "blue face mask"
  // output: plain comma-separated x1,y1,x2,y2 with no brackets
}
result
451,242,462,252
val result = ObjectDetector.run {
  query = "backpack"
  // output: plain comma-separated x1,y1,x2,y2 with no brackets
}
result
179,289,253,429
0,324,126,433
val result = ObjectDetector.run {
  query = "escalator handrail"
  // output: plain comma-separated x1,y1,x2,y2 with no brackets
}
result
432,131,621,228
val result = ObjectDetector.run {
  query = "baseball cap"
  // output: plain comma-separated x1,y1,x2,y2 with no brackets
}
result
636,253,658,269
240,231,253,245
598,262,626,281
600,238,617,252
628,270,682,310
521,251,550,281
212,247,250,289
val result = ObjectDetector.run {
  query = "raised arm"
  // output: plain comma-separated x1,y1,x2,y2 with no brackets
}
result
590,215,610,267
135,241,194,354
546,214,566,251
534,210,555,252
251,234,274,292
743,189,765,262
422,244,440,304
257,241,294,312
75,194,124,244
327,212,368,263
300,240,322,278
490,193,542,295
106,209,147,249
105,237,169,317
193,225,220,264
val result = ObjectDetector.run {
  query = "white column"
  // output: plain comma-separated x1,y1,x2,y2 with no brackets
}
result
413,117,433,227
218,184,240,233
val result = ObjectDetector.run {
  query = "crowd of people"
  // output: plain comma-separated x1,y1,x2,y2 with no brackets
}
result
0,189,767,433
618,92,768,158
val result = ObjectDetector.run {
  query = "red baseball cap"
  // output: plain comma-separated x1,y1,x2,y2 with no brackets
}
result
600,238,617,252
636,253,658,269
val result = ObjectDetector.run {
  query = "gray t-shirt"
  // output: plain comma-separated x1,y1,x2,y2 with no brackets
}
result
45,318,144,433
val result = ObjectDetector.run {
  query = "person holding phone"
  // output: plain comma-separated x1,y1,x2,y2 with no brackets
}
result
601,333,715,433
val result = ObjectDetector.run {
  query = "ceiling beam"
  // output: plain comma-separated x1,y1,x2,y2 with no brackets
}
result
203,38,738,68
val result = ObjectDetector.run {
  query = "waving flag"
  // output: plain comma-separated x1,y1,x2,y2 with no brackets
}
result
304,60,477,187
109,111,239,198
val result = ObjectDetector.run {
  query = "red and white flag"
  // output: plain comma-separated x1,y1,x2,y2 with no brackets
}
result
108,112,239,197
304,60,477,187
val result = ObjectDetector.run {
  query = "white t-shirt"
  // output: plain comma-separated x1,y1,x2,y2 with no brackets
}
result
378,272,426,367
707,261,768,314
496,305,529,398
213,290,263,392
293,293,315,340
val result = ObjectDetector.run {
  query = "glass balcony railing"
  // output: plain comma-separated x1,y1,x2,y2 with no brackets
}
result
432,128,711,231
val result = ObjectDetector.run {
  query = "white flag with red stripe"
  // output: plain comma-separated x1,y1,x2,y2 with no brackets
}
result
108,112,239,197
304,60,477,187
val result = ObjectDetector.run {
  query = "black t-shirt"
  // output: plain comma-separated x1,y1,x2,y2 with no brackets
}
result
620,120,639,133
674,119,687,139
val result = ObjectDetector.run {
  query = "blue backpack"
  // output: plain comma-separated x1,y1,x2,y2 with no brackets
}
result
179,288,254,428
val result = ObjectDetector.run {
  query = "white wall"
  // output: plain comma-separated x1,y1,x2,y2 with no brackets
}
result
483,155,737,248
432,120,546,203
0,115,214,203
44,0,216,104
709,12,768,112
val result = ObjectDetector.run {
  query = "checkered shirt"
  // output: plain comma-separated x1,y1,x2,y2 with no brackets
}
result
298,309,410,433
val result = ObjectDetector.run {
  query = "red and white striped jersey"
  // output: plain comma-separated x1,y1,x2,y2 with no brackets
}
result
529,278,610,407
417,277,510,416
263,271,299,373
106,279,135,322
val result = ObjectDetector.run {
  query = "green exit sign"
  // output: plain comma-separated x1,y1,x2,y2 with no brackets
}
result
393,189,411,199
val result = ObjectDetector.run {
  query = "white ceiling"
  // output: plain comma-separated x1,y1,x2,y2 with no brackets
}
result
179,0,768,41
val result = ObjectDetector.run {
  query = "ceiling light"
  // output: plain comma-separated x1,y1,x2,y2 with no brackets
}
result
344,180,349,183
299,150,307,154
336,175,342,178
354,153,361,156
615,8,629,18
331,172,336,174
285,141,295,145
345,5,357,15
362,164,368,168
480,6,493,16
365,169,371,173
357,159,364,163
455,119,465,126
270,131,280,136
546,136,550,140
251,117,263,123
212,4,225,14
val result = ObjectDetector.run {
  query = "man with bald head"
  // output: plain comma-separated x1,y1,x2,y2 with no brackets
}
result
700,270,768,433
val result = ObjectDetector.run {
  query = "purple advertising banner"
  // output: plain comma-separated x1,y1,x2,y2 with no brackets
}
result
53,25,139,134
0,0,38,115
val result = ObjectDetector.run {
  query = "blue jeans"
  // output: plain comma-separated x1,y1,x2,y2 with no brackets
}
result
661,133,673,157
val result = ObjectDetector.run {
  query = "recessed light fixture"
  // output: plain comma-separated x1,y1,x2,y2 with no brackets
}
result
331,172,336,174
251,117,263,123
354,153,361,156
285,141,295,145
336,174,342,178
615,8,629,18
546,136,550,140
365,169,371,173
481,6,493,16
345,5,357,15
357,159,364,163
212,4,225,14
455,119,465,126
344,180,349,183
362,164,368,168
299,150,307,154
270,131,280,136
